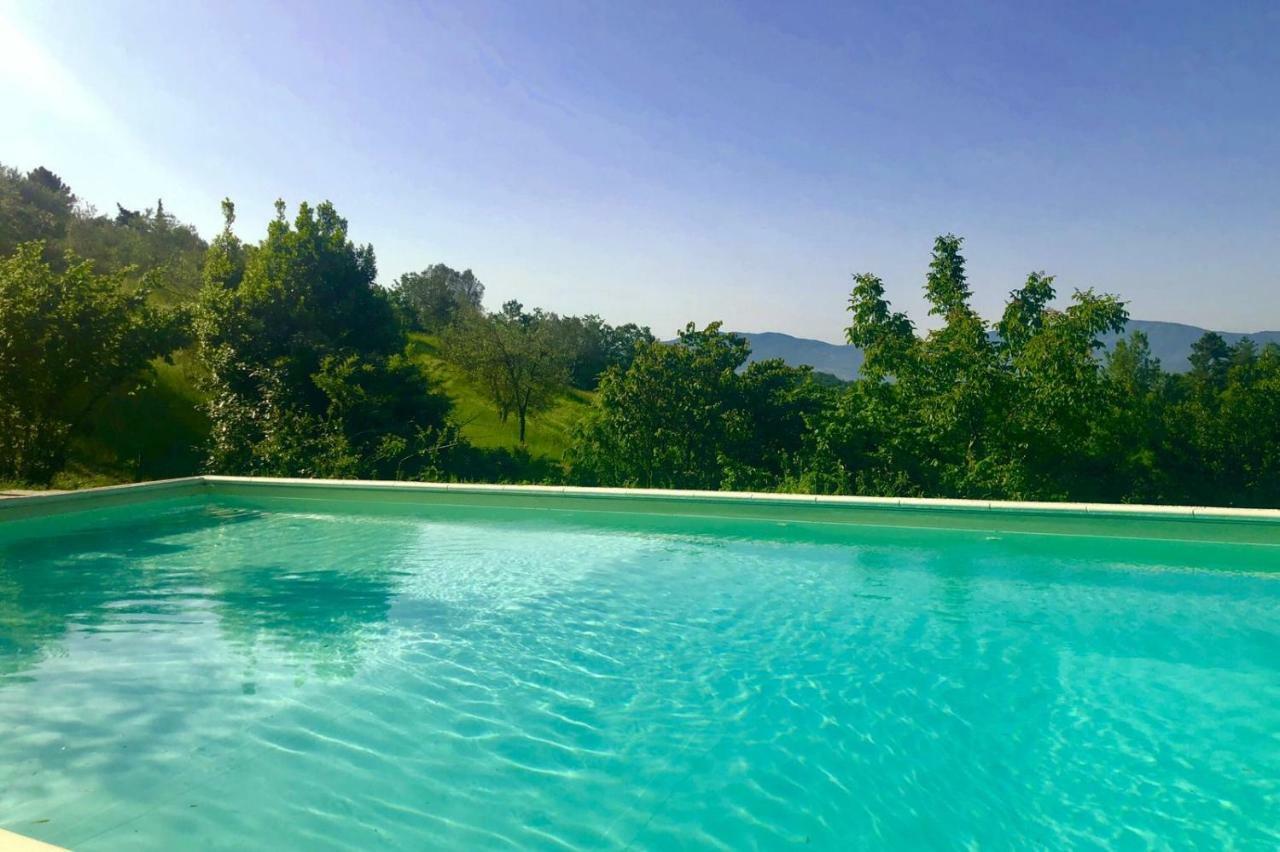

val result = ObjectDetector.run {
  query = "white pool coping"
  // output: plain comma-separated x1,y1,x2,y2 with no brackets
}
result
0,474,1277,523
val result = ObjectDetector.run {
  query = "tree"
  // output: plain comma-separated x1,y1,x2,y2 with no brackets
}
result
26,166,72,197
834,236,1129,500
842,237,1006,497
551,314,655,389
0,165,76,259
444,301,571,443
568,323,827,490
913,237,1006,495
2,161,208,300
1096,331,1168,501
1161,337,1280,506
72,198,208,301
0,242,187,483
1187,331,1231,395
394,264,485,330
996,277,1128,499
845,272,915,380
569,323,747,488
195,200,456,478
723,356,832,491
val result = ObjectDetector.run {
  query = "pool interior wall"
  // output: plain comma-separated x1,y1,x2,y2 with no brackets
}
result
2,476,1279,547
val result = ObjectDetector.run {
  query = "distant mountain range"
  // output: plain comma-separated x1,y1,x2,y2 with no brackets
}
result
735,332,866,381
736,321,1280,381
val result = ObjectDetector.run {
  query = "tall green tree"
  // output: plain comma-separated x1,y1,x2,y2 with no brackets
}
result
995,275,1128,498
834,236,1128,499
195,200,456,478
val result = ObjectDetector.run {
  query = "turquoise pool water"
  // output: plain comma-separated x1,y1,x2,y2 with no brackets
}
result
1,493,1277,849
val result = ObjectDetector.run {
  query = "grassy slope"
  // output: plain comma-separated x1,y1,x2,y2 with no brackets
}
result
406,333,592,463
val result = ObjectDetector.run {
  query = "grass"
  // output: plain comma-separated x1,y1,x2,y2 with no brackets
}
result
407,334,593,464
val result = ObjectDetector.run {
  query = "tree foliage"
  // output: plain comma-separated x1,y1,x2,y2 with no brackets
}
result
570,235,1280,507
0,243,188,483
1,163,206,300
832,237,1129,499
553,314,655,390
568,323,828,490
393,264,485,331
1159,336,1280,506
0,166,77,258
195,200,458,479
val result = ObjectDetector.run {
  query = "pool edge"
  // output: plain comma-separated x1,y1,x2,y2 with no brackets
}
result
0,477,207,522
200,476,1280,521
3,476,1277,545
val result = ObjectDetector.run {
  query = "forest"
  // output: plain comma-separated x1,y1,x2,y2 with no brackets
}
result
2,163,1277,507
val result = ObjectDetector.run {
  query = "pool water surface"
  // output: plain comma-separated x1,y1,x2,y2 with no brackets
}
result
1,491,1277,849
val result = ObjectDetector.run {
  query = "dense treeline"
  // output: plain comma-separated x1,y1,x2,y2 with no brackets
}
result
1,165,207,301
572,237,1280,506
1,163,1277,506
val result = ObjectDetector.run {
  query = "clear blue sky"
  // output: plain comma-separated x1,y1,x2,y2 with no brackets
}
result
3,0,1278,340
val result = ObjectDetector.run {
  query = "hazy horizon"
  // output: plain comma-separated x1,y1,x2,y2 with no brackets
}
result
3,1,1278,341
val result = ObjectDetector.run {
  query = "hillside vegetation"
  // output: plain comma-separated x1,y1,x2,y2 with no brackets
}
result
3,161,1279,507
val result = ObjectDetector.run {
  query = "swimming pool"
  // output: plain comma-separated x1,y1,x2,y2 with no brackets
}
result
2,478,1277,849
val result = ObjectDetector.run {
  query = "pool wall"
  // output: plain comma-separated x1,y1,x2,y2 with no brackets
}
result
1,476,1277,546
0,476,206,522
